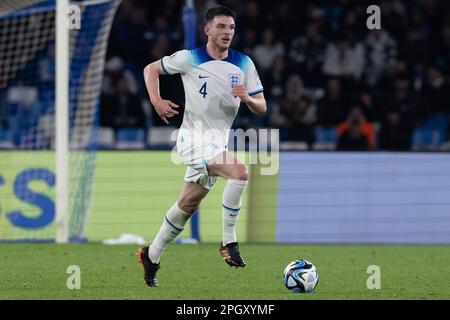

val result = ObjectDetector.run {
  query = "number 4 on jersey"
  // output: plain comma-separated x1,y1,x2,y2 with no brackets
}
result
199,82,207,98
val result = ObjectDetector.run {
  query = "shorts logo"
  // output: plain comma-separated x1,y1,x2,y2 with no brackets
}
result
228,73,241,87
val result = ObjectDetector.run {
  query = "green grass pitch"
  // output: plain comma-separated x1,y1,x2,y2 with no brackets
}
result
0,243,449,300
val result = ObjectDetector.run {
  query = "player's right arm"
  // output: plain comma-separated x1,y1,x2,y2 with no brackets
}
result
143,60,179,125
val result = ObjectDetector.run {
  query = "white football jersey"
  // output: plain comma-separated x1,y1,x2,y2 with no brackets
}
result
161,46,263,153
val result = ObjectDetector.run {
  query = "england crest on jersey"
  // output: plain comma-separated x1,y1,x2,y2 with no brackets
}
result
228,73,241,87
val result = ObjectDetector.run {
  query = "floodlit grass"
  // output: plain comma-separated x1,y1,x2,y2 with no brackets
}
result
1,243,449,300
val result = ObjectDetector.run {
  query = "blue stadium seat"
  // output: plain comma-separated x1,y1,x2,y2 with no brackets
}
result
95,127,115,149
0,128,13,149
147,127,177,150
412,114,448,150
412,128,444,150
424,113,447,133
314,126,337,144
39,88,55,113
115,128,145,149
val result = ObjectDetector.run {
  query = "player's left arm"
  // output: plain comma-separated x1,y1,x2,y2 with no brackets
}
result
231,85,267,114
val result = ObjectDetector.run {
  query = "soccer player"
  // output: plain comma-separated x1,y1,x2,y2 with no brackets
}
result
138,5,266,287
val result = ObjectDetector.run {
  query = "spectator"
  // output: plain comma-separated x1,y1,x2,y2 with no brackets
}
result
363,29,397,86
423,65,450,117
289,21,326,86
264,56,288,103
235,28,258,56
238,0,263,32
355,86,379,122
102,56,139,96
97,0,450,152
146,34,171,68
270,1,298,45
341,8,367,43
305,3,328,36
434,24,450,72
143,15,179,45
316,78,348,127
252,28,285,75
270,75,316,144
378,108,412,151
337,106,375,150
322,33,364,80
399,28,432,69
379,0,407,40
108,4,149,63
381,72,427,128
101,76,145,130
336,117,371,151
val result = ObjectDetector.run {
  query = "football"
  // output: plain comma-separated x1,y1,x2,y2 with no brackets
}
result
283,259,319,293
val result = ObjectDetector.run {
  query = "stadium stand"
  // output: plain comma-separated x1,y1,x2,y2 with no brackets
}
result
2,0,450,151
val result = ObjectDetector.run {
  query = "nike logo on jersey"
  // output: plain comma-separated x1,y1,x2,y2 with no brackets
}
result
198,75,209,78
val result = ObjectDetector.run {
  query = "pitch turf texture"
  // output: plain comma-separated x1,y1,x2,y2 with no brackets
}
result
0,243,449,300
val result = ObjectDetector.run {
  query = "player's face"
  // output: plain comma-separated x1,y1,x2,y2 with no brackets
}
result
205,15,235,51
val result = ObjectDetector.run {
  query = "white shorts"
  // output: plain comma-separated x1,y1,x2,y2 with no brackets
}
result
177,136,226,190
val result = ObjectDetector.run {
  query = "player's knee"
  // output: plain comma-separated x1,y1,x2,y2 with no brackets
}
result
231,164,248,181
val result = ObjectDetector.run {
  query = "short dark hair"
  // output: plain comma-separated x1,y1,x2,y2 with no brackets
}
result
206,5,236,23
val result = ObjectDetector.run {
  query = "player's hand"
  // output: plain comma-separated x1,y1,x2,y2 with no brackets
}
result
231,84,251,103
152,99,179,125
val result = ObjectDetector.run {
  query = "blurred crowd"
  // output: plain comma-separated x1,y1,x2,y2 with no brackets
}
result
99,0,450,151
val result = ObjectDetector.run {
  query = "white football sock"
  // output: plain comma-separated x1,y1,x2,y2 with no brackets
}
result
222,179,247,245
148,202,190,263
